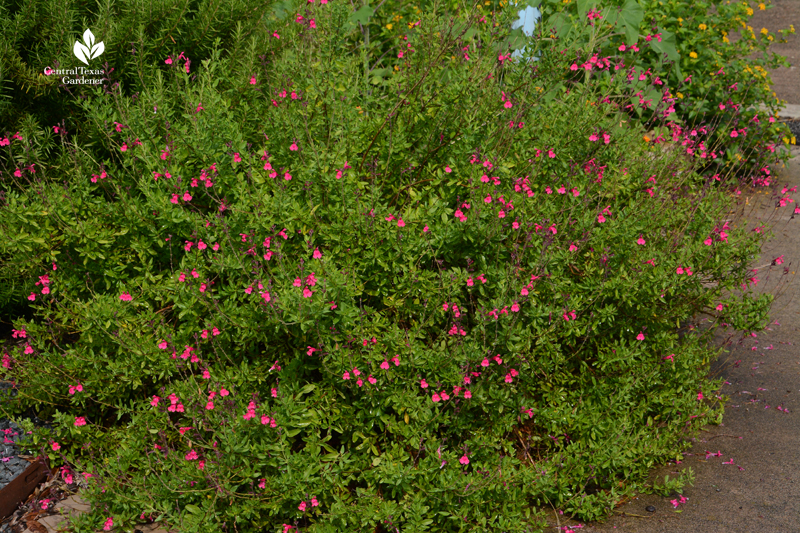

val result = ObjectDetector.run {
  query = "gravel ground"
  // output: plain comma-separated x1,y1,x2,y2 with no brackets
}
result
0,381,55,533
784,119,800,137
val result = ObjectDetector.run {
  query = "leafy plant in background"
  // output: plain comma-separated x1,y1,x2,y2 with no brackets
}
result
0,1,794,532
534,0,796,178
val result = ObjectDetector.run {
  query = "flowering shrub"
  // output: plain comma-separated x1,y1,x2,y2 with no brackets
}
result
535,0,797,179
0,1,792,532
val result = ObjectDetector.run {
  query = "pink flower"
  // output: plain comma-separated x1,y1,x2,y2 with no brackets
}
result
343,371,350,380
730,130,738,138
74,416,87,427
420,379,428,388
445,166,452,173
637,236,646,245
290,143,299,151
299,501,307,512
165,57,173,64
381,360,390,370
313,248,322,259
548,150,556,158
481,358,490,367
312,497,319,507
464,390,472,399
459,455,469,465
636,332,645,341
183,192,192,201
284,172,292,181
697,392,704,401
432,393,441,402
598,214,606,223
303,288,313,298
397,218,405,227
120,292,132,301
103,517,114,531
250,76,256,85
234,153,242,162
51,441,60,451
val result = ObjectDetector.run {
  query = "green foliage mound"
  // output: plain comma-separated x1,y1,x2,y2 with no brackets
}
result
0,1,785,532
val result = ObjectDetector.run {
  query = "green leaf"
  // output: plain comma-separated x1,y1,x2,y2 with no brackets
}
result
348,5,374,27
620,0,644,45
548,13,572,40
651,29,679,61
185,504,202,515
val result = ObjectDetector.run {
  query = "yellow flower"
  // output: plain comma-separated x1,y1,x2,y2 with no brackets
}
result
746,7,753,15
386,23,393,30
699,23,707,30
792,136,797,145
768,34,773,41
689,51,698,58
758,2,765,9
761,27,768,35
677,92,684,99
